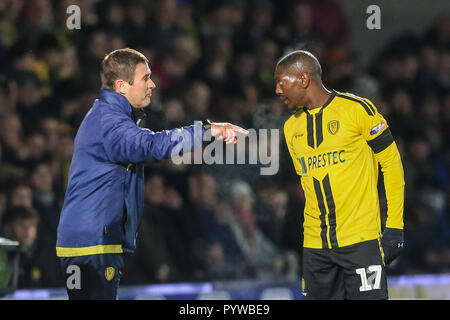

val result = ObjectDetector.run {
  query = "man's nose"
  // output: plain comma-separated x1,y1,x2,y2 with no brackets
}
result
275,83,283,95
148,79,156,89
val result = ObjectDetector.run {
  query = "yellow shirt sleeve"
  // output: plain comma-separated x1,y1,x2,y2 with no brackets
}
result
284,120,303,176
358,98,405,230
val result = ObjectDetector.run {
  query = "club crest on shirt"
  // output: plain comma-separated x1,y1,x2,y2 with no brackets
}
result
327,120,340,135
105,267,115,281
370,122,386,135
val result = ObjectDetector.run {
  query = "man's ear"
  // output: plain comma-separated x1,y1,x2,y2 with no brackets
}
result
298,73,310,89
114,79,129,95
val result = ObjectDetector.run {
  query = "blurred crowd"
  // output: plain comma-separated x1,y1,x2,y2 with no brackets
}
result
0,0,448,289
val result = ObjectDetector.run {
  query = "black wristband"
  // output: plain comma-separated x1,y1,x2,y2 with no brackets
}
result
202,119,212,130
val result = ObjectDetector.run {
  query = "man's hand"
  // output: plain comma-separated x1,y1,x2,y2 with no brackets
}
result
381,228,404,265
210,122,249,144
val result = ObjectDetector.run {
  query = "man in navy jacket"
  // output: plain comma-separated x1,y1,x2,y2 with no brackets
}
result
56,48,248,299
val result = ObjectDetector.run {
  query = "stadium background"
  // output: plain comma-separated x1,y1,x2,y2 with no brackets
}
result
0,0,448,299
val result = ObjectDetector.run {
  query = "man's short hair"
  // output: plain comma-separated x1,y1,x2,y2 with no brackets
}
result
276,50,322,80
3,206,39,227
101,48,149,90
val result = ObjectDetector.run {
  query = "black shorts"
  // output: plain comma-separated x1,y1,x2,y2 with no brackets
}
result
302,239,388,300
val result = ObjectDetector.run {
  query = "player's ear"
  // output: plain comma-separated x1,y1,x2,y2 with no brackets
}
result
114,79,129,95
299,73,310,89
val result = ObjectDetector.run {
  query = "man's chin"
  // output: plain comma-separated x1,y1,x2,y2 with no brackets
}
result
287,102,298,110
136,98,151,108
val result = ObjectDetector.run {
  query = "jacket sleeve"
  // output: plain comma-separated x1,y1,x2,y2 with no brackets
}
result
100,107,204,163
357,98,405,230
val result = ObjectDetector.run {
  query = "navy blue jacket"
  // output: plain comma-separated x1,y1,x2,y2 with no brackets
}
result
56,89,203,257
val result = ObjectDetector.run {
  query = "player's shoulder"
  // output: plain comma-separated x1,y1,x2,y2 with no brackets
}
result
284,108,305,135
334,91,377,116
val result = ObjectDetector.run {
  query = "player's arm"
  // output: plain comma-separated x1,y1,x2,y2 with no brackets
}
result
369,138,404,229
359,99,405,265
284,122,303,176
283,120,305,276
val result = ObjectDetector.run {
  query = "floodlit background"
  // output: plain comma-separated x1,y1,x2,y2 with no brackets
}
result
0,0,449,299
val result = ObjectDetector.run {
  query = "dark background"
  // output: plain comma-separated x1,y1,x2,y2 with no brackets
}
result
0,0,448,290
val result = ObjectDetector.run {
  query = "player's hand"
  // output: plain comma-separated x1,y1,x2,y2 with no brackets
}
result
381,228,404,265
210,122,249,144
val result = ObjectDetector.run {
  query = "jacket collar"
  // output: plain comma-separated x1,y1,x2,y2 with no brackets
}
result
131,106,147,126
99,88,132,117
99,88,147,124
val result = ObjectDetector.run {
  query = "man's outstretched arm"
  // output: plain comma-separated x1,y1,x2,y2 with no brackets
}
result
101,109,248,164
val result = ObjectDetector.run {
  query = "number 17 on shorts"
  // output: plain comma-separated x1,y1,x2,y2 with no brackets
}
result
356,265,382,292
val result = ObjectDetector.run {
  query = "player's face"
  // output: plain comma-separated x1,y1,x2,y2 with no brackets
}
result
127,62,156,109
274,67,306,110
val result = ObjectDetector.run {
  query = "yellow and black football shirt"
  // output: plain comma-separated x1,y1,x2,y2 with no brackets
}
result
284,90,405,249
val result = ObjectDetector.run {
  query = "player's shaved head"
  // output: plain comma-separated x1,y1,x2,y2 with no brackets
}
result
276,50,322,81
274,49,330,111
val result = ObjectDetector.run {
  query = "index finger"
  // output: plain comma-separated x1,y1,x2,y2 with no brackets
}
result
230,125,249,135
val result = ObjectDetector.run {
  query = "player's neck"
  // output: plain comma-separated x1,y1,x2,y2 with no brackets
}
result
305,86,332,110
